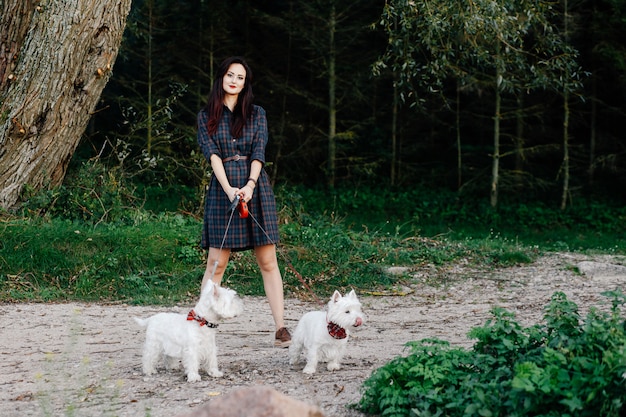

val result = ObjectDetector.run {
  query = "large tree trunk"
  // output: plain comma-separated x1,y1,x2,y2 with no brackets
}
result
0,0,132,210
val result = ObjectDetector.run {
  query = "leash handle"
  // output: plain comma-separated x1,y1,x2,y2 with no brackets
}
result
228,195,249,218
238,199,249,218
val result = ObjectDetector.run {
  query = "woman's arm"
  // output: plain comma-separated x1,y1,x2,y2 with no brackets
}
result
197,111,219,161
209,154,237,202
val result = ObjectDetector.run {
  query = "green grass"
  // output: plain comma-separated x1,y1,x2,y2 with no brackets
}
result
1,211,544,305
278,184,626,253
0,214,204,304
1,185,624,304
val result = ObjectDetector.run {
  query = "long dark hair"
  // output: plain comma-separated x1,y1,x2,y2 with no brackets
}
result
203,56,254,138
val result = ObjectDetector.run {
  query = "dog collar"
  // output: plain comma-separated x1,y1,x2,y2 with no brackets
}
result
327,322,347,339
187,309,218,328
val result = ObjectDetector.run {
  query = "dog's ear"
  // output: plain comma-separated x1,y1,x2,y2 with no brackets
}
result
331,290,343,303
347,289,357,299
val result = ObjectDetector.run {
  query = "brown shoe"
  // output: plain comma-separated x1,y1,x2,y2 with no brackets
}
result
274,327,291,348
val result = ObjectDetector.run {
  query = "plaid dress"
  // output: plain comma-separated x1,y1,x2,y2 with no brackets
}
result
197,105,280,251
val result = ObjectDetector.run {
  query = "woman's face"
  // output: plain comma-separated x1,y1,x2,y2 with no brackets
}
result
222,63,246,97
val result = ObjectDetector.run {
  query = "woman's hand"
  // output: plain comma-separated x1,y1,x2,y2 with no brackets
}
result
227,186,239,202
237,184,254,202
229,184,254,203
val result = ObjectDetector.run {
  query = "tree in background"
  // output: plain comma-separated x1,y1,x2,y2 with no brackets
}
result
29,0,623,209
0,0,132,211
86,0,239,188
279,0,384,188
373,0,583,207
373,0,460,185
582,0,626,188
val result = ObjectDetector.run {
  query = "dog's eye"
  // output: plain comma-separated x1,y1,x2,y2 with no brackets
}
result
345,310,350,314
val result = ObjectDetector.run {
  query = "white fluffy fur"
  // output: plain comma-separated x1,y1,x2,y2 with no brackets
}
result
289,289,364,374
134,281,243,382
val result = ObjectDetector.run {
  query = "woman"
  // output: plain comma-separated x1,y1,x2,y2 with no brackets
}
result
197,56,291,348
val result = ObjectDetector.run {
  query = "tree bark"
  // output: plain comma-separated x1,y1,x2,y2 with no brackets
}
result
456,81,462,189
588,72,597,185
560,0,571,210
514,95,525,179
560,90,571,210
491,46,503,208
327,2,337,188
0,0,132,210
390,77,398,186
491,85,501,208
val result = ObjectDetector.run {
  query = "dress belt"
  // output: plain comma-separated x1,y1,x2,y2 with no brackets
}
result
222,155,249,163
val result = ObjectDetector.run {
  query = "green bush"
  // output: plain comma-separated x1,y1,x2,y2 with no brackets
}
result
357,291,626,417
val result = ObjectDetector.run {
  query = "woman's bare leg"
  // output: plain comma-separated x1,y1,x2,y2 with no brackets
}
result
201,247,231,291
254,244,285,331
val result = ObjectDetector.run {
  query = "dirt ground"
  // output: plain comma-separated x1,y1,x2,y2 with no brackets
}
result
1,252,625,417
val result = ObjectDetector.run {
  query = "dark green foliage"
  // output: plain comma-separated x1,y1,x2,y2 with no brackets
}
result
79,0,626,201
280,184,626,253
19,160,204,223
357,291,626,417
20,161,138,224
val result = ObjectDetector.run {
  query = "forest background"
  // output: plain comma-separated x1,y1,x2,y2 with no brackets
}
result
2,0,626,218
78,0,626,210
1,0,626,304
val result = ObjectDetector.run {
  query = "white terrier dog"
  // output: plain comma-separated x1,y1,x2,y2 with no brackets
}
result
134,280,243,382
289,289,364,374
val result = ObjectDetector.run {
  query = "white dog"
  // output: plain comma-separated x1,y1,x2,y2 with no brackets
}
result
134,280,243,382
289,289,364,374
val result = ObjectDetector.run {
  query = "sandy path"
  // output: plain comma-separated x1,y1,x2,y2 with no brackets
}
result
1,252,625,417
